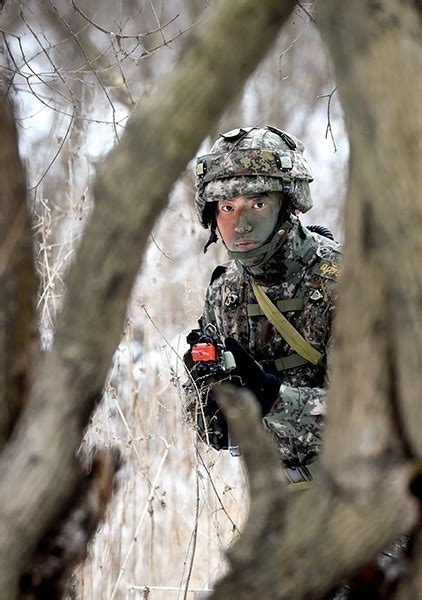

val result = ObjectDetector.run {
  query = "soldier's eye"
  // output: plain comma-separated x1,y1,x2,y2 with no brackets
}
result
253,202,267,209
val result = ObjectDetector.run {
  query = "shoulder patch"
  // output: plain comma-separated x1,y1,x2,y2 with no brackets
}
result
210,264,227,285
314,262,341,280
313,244,342,280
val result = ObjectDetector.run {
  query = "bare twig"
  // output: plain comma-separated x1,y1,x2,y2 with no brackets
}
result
196,450,240,535
30,111,75,191
317,86,338,152
110,442,170,599
128,584,213,594
149,233,172,259
70,0,180,40
297,2,317,25
19,3,79,105
181,470,201,600
148,0,167,48
278,33,300,81
47,0,120,141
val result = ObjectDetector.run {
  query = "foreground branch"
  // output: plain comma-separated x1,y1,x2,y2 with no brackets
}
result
216,386,288,566
213,388,417,599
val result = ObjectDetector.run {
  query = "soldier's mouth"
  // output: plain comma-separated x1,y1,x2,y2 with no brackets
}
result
234,240,259,250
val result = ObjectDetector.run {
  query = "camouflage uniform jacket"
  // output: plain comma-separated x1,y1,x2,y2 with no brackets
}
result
196,216,341,467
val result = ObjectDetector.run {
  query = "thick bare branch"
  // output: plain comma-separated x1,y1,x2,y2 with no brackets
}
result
216,385,287,565
0,0,298,595
213,464,415,599
20,447,121,598
213,386,417,599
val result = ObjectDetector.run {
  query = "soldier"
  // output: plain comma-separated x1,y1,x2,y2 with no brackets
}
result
184,125,341,487
183,126,409,597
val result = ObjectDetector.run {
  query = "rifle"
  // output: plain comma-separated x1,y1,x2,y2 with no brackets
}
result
186,324,240,455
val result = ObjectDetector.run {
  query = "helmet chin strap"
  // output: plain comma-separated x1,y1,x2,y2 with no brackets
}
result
203,227,218,253
225,211,293,267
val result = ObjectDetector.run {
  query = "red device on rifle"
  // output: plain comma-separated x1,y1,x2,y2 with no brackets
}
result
191,342,217,362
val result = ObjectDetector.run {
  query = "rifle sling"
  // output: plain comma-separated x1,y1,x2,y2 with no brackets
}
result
252,283,323,366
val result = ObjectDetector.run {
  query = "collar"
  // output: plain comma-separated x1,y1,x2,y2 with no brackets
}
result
235,217,319,285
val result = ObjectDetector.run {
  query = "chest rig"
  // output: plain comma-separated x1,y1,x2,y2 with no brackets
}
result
218,225,340,376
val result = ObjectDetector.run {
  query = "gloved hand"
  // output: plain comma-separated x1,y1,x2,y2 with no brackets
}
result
224,337,281,416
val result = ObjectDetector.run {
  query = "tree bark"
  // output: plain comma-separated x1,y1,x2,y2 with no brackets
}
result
0,90,35,450
0,0,297,596
212,388,416,599
319,0,422,465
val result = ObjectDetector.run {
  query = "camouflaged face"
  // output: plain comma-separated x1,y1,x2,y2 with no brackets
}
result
184,218,341,466
195,126,313,227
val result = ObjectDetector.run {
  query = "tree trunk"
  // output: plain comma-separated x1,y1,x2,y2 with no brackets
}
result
210,1,422,598
0,90,35,450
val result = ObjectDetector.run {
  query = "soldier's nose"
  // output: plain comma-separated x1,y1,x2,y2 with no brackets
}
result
234,216,253,234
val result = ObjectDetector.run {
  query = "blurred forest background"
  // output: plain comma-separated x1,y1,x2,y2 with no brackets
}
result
1,1,348,597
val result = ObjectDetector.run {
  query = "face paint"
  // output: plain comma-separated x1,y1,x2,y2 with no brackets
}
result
216,192,282,265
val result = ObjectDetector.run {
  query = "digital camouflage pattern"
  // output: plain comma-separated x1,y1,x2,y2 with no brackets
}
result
195,126,313,226
186,215,341,467
197,148,312,187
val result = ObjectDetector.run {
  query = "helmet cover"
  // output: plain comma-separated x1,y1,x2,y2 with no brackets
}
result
195,126,313,227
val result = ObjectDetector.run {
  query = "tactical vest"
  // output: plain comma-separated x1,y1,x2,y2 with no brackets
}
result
205,225,341,388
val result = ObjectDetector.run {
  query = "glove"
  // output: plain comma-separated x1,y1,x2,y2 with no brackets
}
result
224,337,281,416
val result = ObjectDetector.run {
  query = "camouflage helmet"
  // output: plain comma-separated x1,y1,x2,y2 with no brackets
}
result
195,126,313,228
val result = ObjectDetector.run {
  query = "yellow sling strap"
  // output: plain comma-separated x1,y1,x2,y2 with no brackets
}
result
252,283,323,366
